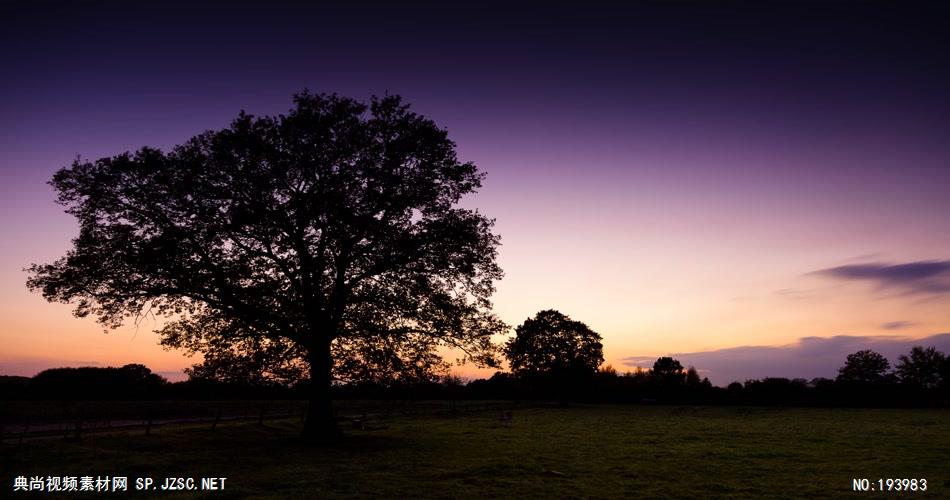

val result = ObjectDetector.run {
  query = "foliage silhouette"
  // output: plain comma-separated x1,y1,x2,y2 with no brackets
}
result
896,345,945,389
29,364,167,399
26,92,506,442
652,356,685,385
5,344,950,407
504,310,603,402
836,349,891,384
685,366,701,386
505,310,603,377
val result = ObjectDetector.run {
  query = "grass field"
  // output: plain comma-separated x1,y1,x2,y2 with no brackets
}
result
3,404,949,499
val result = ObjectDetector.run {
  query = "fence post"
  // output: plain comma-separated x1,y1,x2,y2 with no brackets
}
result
17,423,29,449
211,406,223,431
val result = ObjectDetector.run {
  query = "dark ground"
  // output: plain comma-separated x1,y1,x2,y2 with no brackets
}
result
3,403,948,499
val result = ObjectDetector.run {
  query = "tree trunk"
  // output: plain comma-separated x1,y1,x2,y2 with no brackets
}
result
301,338,341,444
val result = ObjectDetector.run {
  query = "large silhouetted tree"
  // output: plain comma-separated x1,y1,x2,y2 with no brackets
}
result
505,310,603,377
26,92,506,442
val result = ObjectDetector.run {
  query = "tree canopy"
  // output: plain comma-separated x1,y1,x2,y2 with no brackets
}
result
836,349,891,384
652,356,685,384
504,309,603,377
27,92,506,441
896,345,945,389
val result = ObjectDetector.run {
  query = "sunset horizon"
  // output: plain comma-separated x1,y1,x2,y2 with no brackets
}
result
3,2,948,386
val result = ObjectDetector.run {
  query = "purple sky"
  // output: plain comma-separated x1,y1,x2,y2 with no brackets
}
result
2,1,949,383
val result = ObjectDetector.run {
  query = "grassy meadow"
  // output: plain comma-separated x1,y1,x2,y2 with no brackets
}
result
3,404,949,499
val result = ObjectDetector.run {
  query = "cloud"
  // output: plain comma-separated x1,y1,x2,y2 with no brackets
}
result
812,260,950,295
774,288,822,301
881,320,915,330
621,333,950,386
846,253,885,262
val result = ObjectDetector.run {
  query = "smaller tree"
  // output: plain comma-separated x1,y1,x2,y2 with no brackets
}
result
896,346,946,389
685,366,702,386
599,364,618,377
652,356,685,385
505,309,603,378
837,350,891,384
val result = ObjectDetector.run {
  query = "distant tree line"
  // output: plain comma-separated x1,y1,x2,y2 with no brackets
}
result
2,311,948,407
0,364,298,401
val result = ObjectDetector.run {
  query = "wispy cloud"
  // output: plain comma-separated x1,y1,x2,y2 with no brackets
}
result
881,320,915,330
621,333,950,386
812,260,950,295
774,288,821,301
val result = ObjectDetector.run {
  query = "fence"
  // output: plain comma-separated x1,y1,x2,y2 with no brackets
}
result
0,399,520,444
